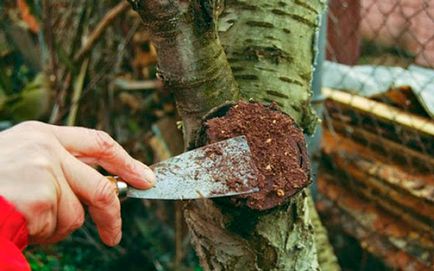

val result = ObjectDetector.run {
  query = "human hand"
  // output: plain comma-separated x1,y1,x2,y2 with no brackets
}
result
0,121,155,246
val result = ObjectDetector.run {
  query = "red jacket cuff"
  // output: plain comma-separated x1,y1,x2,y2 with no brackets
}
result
0,235,31,271
0,196,29,250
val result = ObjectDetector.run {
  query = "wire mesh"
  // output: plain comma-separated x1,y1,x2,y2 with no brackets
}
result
318,1,434,270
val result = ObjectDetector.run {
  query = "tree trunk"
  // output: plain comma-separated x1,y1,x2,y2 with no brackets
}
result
218,0,320,134
129,0,239,147
129,0,339,270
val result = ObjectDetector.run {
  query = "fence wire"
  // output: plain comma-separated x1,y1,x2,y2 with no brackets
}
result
317,1,434,270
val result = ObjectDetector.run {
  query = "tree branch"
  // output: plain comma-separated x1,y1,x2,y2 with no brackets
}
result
129,0,239,146
73,1,130,64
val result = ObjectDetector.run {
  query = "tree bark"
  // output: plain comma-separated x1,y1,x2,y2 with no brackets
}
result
129,0,339,270
129,0,239,147
218,0,321,134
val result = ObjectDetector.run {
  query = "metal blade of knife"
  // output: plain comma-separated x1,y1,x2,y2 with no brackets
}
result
111,136,258,200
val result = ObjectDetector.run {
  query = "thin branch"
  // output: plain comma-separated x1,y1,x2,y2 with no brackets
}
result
175,202,184,266
130,0,239,147
42,0,57,73
67,59,89,126
73,1,130,63
113,79,163,90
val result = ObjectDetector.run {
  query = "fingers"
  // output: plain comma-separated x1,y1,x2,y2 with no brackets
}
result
50,125,155,189
60,151,122,246
25,184,58,244
43,176,85,244
4,121,136,246
23,158,60,244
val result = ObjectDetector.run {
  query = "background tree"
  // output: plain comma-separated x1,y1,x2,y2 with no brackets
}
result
130,0,339,270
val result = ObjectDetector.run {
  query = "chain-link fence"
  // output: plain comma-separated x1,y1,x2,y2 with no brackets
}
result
316,1,434,270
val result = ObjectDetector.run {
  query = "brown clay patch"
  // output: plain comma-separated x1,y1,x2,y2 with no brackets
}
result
205,101,310,210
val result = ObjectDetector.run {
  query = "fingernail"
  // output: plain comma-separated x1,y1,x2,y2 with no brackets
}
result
112,231,122,246
136,161,156,185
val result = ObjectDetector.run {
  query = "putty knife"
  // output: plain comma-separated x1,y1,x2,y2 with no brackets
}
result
109,136,258,200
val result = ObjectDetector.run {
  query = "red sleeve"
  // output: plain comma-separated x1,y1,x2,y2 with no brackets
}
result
0,196,31,271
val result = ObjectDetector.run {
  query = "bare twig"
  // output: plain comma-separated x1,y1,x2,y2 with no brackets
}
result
175,202,184,266
114,79,163,91
42,0,57,76
73,1,130,63
50,1,131,124
49,72,71,124
67,59,89,126
42,0,60,122
54,20,139,123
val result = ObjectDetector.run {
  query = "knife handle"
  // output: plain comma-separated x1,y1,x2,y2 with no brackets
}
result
106,176,128,197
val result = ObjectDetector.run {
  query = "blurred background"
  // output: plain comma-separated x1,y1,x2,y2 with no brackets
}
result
0,0,433,270
1,1,193,270
317,0,433,270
